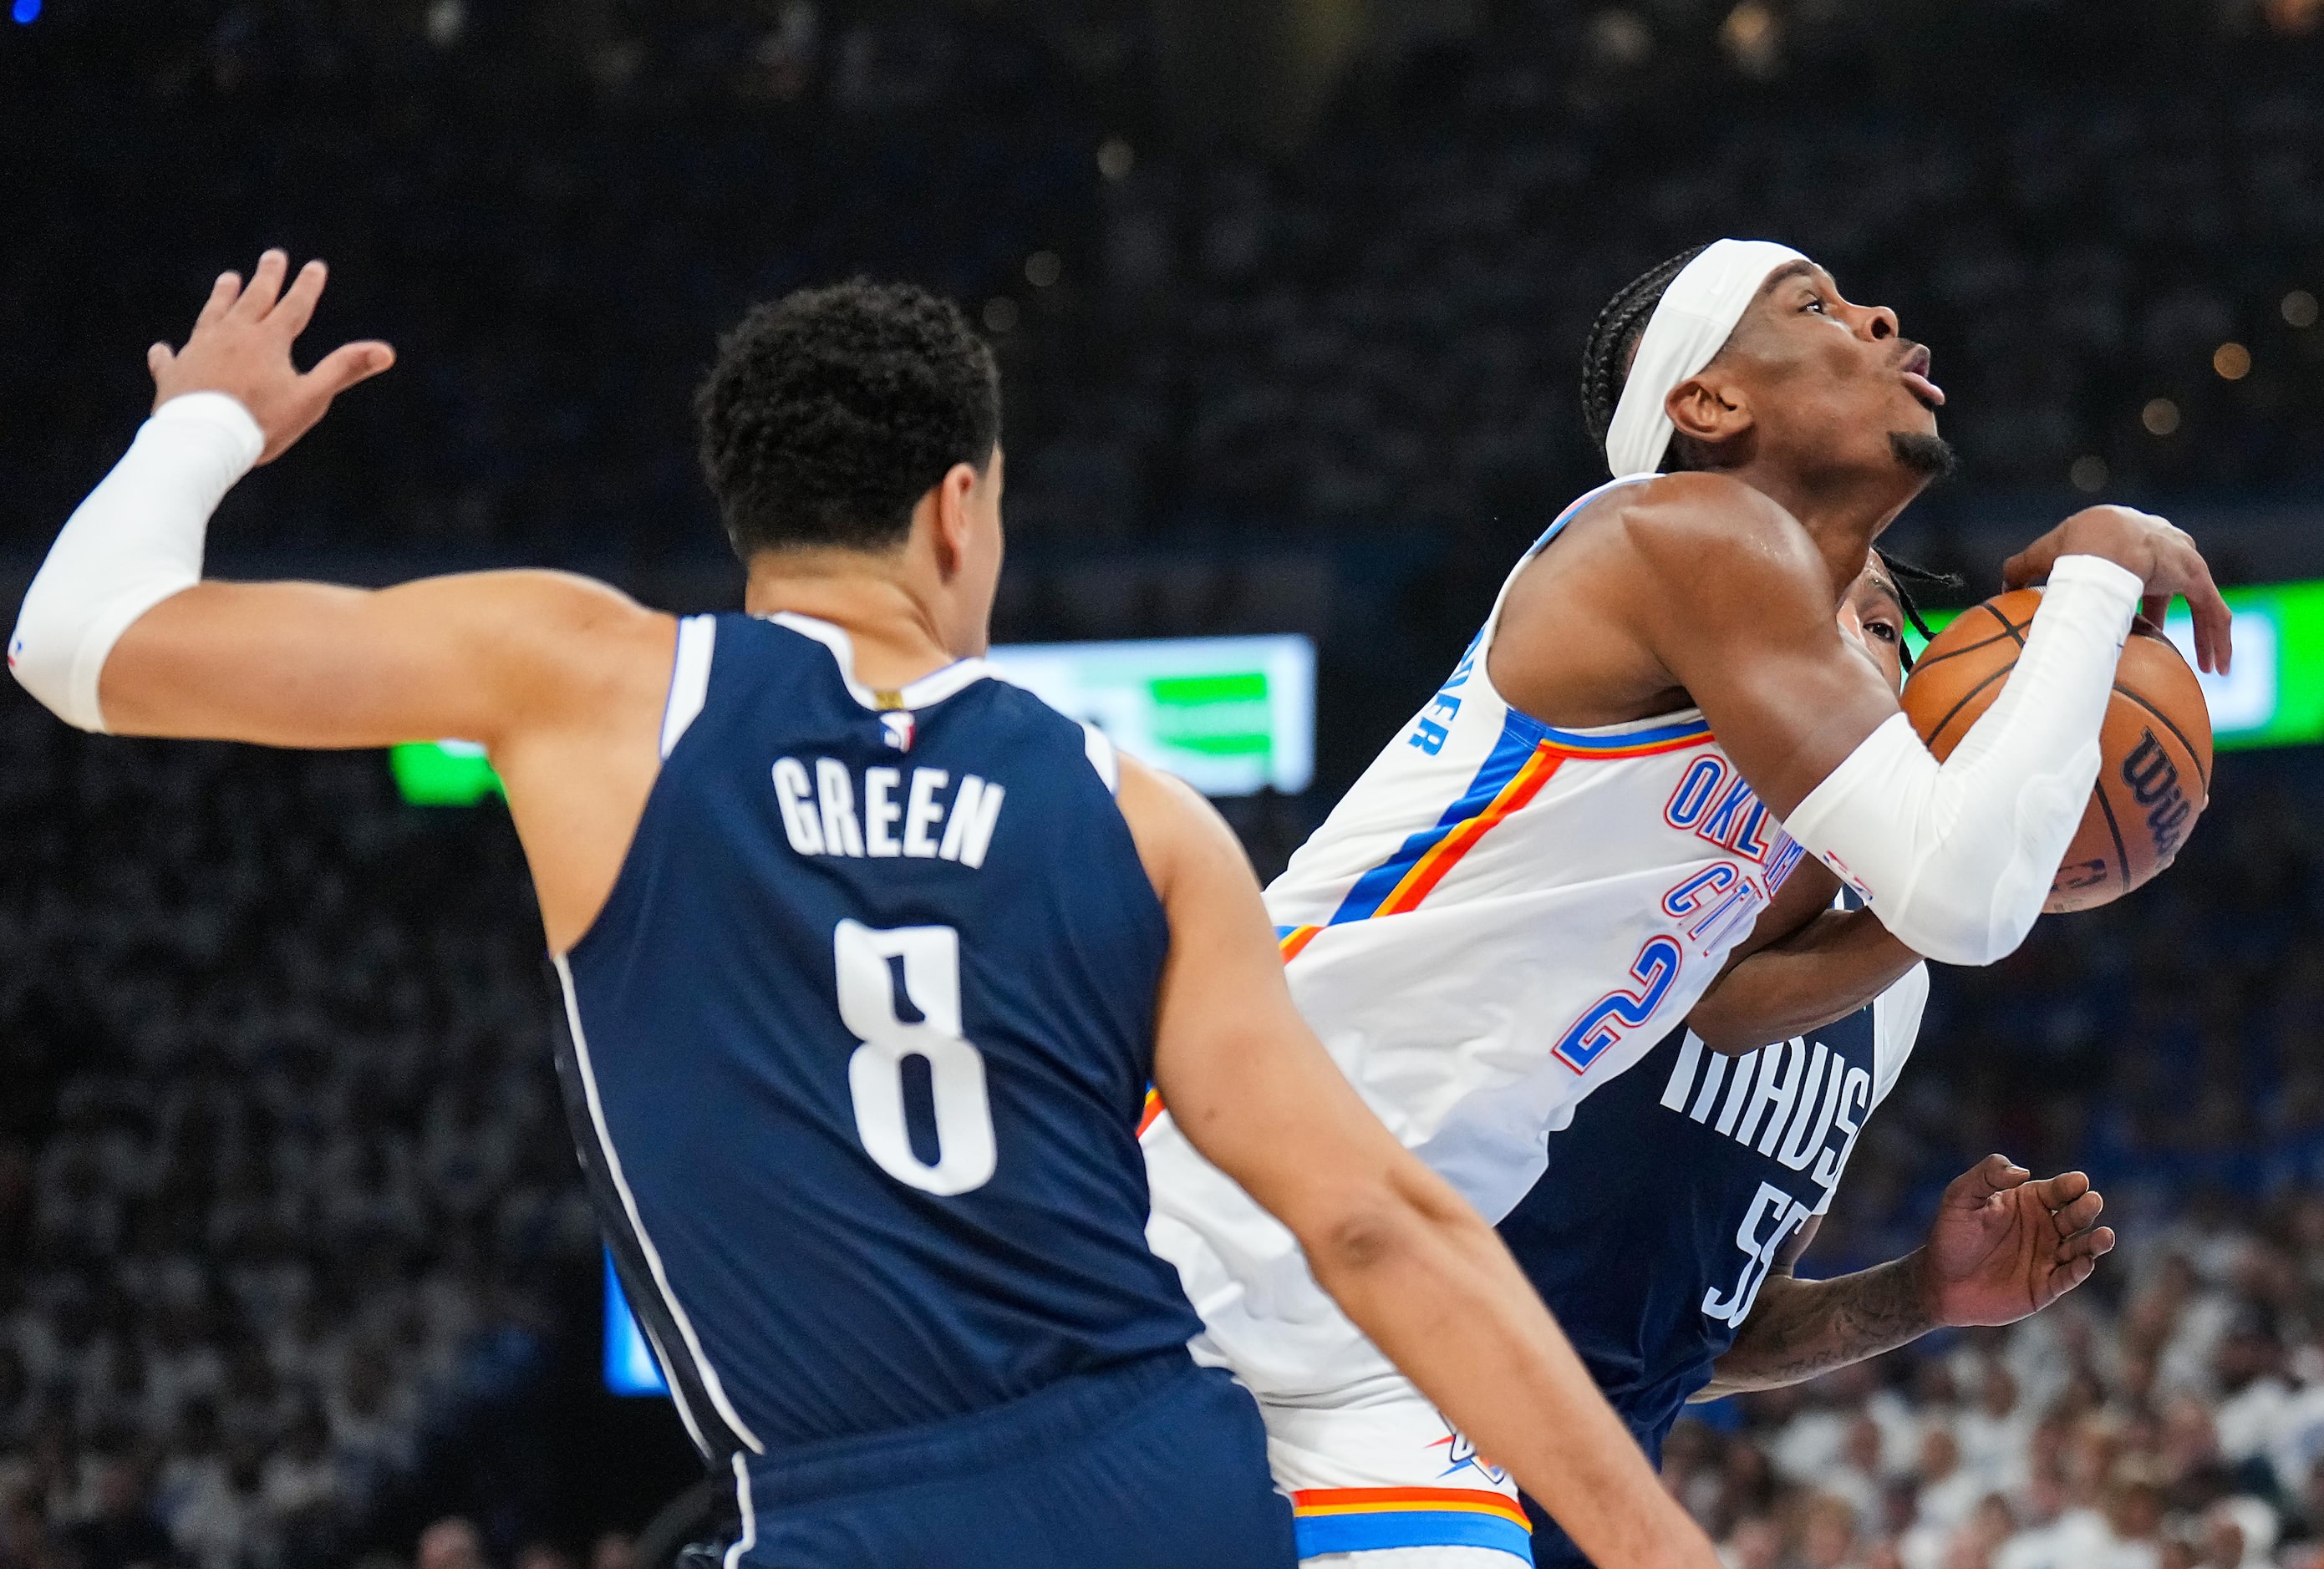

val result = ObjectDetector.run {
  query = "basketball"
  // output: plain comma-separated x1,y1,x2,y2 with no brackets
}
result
1899,587,2213,912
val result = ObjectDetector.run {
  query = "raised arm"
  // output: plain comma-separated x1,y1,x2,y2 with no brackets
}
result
8,251,674,951
1118,758,1716,1569
1592,475,2220,967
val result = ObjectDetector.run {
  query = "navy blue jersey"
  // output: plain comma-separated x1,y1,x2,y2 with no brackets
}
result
1498,963,1924,1553
552,612,1206,1465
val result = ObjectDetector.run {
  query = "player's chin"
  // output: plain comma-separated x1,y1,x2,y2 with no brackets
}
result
1889,429,1957,479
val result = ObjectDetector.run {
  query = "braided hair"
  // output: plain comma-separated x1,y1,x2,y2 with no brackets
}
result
1870,549,1960,674
1579,244,1711,471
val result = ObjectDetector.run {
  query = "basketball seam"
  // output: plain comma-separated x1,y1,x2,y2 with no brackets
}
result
1907,627,2020,677
2114,684,2213,796
2092,778,2132,888
1926,662,2015,754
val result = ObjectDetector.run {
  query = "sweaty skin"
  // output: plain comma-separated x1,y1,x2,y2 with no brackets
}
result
1487,262,2230,833
67,253,1721,1569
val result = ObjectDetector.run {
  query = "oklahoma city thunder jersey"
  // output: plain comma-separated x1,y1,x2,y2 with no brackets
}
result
554,612,1203,1465
1142,476,1808,1401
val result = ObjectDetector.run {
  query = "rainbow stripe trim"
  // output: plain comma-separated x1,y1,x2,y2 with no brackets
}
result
1136,1087,1163,1138
1318,709,1714,930
1291,1488,1533,1561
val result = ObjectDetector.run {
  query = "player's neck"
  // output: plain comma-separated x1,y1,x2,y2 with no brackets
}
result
743,557,978,692
1728,460,1921,602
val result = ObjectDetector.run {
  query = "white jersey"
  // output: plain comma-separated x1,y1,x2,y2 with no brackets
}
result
1143,477,1808,1402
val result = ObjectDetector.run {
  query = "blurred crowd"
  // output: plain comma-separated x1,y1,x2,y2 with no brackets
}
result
8,0,2324,568
1687,1201,2324,1569
0,692,594,1569
3,715,2321,1569
10,3,2324,1567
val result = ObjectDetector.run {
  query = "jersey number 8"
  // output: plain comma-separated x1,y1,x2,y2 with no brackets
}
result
834,921,998,1196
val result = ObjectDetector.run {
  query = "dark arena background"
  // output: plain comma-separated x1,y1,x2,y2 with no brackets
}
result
9,3,2324,1568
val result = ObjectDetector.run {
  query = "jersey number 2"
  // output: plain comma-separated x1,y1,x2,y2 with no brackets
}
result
834,921,998,1196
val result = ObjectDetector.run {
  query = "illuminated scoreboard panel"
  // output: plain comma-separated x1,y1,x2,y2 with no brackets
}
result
391,632,1316,806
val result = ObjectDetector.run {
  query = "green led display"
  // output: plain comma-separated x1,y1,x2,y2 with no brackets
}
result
389,739,502,805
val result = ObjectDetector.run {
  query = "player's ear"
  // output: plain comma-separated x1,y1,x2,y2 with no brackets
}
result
1665,373,1752,450
926,461,979,581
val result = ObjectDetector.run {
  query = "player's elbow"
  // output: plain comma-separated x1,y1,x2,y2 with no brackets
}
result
1871,878,2035,968
1299,1189,1425,1285
8,602,104,734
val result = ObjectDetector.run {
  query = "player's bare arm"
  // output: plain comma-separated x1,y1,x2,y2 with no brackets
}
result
1693,1155,2114,1399
1117,757,1719,1569
13,251,685,954
1688,894,1919,1052
1488,256,2230,969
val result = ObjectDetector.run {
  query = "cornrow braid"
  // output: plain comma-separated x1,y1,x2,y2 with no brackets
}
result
1869,549,1962,673
1579,244,1711,466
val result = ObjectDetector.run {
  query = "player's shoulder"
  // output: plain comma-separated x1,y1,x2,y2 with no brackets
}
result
1585,472,1807,561
430,568,673,645
1574,473,1828,613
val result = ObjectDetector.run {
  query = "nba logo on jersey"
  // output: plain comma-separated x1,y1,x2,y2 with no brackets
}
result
881,711,915,751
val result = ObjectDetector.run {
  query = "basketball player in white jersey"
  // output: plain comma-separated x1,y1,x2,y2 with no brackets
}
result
1140,239,2230,1565
8,253,1728,1569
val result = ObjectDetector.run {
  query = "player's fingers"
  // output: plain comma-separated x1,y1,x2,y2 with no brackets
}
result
1956,1153,2027,1200
2050,1188,2104,1237
304,339,396,398
233,248,291,320
194,270,242,331
147,343,175,380
2027,1169,2090,1210
2184,560,2233,676
271,259,328,338
2001,542,2054,590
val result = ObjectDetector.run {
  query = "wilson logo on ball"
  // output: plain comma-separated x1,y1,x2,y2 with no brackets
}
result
2121,731,2193,862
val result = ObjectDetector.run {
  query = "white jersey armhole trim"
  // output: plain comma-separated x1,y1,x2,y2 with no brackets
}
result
721,1454,755,1569
659,615,718,759
1868,962,1930,1113
1081,722,1121,795
553,955,765,1455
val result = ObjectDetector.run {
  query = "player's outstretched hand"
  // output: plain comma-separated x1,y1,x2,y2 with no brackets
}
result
1914,1153,2115,1328
2003,504,2232,674
147,249,395,465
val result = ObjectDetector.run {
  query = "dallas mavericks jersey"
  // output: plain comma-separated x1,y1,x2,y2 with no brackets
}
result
1499,966,1925,1506
554,612,1203,1465
1143,476,1808,1402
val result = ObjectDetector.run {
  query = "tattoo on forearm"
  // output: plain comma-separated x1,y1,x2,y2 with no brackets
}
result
1704,1254,1935,1395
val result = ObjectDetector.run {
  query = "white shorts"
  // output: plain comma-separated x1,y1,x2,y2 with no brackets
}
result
1260,1384,1535,1565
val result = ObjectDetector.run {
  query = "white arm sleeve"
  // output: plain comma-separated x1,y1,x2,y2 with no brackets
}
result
7,392,262,733
1781,554,2143,967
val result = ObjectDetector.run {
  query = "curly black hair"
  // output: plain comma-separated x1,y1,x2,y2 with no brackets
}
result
1579,244,1711,472
694,279,1000,561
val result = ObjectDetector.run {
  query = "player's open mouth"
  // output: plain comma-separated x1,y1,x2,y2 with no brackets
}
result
1900,346,1945,409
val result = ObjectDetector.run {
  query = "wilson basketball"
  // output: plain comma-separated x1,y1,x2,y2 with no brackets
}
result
1899,587,2213,912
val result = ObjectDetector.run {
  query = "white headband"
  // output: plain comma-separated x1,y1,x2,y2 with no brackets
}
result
1603,238,1808,479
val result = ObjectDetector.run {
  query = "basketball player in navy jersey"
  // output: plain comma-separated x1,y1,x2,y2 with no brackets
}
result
8,255,1722,1569
1499,555,2117,1565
